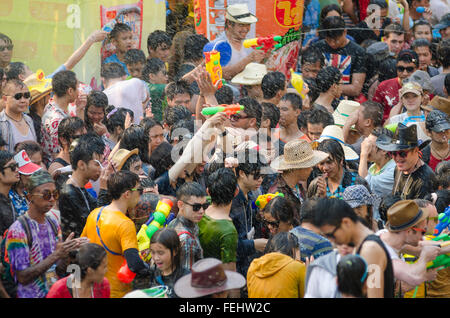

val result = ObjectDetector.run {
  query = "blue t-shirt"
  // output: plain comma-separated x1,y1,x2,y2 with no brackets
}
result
103,53,129,76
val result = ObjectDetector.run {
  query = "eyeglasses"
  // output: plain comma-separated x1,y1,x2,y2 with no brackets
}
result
0,44,13,52
32,190,59,201
4,92,31,100
397,66,415,73
3,162,19,171
388,150,410,158
130,187,144,195
230,113,249,122
412,227,427,235
182,201,210,212
263,218,280,228
323,223,341,239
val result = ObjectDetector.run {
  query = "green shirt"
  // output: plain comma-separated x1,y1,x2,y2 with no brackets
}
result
198,214,238,263
147,82,166,122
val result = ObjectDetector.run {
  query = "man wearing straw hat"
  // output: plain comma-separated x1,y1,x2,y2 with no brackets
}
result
231,62,267,101
269,139,329,215
215,3,266,80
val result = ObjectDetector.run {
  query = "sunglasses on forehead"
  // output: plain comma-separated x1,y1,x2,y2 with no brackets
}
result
4,92,31,100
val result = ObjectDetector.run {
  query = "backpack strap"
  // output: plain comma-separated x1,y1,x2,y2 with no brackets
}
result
17,216,33,248
44,215,59,239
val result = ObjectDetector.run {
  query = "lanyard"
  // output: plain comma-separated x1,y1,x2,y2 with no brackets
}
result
96,207,121,256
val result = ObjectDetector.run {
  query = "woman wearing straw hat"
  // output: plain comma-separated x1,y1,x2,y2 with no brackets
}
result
269,139,329,215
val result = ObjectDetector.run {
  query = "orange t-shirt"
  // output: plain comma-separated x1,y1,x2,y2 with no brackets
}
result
81,207,138,298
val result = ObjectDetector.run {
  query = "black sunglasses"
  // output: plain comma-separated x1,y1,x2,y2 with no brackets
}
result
5,92,31,100
32,190,59,201
323,223,341,239
0,44,13,52
230,113,249,122
182,201,210,212
388,150,410,158
3,162,19,171
397,66,415,73
263,218,280,228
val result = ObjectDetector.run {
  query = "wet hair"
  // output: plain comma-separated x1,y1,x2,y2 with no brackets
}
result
142,58,166,82
0,150,14,175
424,190,450,214
183,34,209,62
237,97,262,128
317,139,346,168
150,228,181,273
378,194,402,222
437,39,450,69
297,110,311,131
320,16,346,39
176,181,207,201
105,106,134,135
122,153,141,172
411,39,432,52
170,119,194,144
165,80,192,100
149,142,174,179
435,161,450,190
52,70,77,97
337,254,368,298
109,23,132,41
312,198,359,228
119,124,150,164
316,66,342,93
261,102,280,129
5,62,27,81
378,58,398,82
70,133,105,170
206,168,237,206
58,117,86,147
107,170,140,200
412,19,432,35
361,101,383,127
280,93,302,111
397,50,419,68
263,196,299,227
147,30,172,52
163,105,192,127
261,72,286,100
133,192,159,230
215,85,234,105
384,23,405,39
124,49,146,66
142,117,164,142
264,232,299,259
235,148,267,180
101,62,127,80
307,108,334,127
168,30,194,81
301,46,325,68
14,141,43,158
75,243,107,280
319,4,343,27
85,91,108,133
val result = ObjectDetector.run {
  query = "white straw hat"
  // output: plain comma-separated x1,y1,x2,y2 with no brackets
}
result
318,125,359,161
271,139,329,171
225,3,258,24
231,63,267,86
333,100,360,127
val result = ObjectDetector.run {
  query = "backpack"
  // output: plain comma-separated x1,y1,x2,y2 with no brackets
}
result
0,215,58,298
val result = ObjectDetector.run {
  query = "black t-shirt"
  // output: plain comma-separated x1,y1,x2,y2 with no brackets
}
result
311,39,367,85
392,162,438,199
347,19,391,45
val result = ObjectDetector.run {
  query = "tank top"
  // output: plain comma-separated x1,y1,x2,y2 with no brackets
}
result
9,119,35,146
356,234,395,298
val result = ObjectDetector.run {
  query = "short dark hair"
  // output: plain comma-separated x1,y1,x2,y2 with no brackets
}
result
263,196,299,227
105,107,134,135
280,93,302,111
411,38,432,52
384,23,405,39
300,199,318,224
424,190,450,214
70,133,105,170
235,149,267,179
163,105,192,127
397,50,419,67
238,97,262,128
58,117,86,147
261,72,286,99
412,19,432,34
261,102,280,129
437,39,450,68
207,168,237,206
215,85,234,104
307,108,334,127
361,101,383,127
85,91,108,131
301,46,325,67
445,73,450,94
297,110,311,131
0,150,14,175
109,23,132,41
142,58,166,82
378,58,398,82
0,33,12,45
312,198,359,228
378,194,402,222
3,78,27,95
337,254,367,298
122,153,141,172
5,62,26,81
316,66,342,93
319,4,343,27
317,139,346,167
52,70,77,98
369,0,388,9
165,80,192,100
101,62,127,80
119,125,150,164
264,232,299,259
107,170,140,200
176,181,207,201
149,142,174,179
321,16,346,39
435,161,450,189
184,34,209,61
124,49,146,65
14,140,43,157
371,126,394,139
147,30,172,51
170,118,194,144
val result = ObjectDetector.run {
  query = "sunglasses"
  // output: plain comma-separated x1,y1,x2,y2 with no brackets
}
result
388,150,410,158
3,162,19,171
4,92,31,100
323,223,341,239
32,190,59,201
182,201,210,212
397,66,415,73
263,219,280,228
0,44,13,52
230,113,248,122
130,187,144,195
412,227,427,235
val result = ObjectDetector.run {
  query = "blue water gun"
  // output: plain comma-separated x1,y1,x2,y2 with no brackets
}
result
434,205,450,236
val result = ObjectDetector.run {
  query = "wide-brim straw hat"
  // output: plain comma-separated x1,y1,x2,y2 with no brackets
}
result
225,3,258,24
110,148,139,171
231,62,267,86
23,69,52,105
318,125,359,161
333,100,361,127
271,139,329,171
385,200,429,233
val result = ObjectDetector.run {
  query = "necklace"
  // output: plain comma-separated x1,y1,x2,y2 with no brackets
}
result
5,112,24,123
431,144,450,160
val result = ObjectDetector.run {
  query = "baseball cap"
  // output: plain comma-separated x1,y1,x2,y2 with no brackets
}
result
367,42,394,62
13,150,42,175
399,82,423,98
434,13,450,30
425,110,450,132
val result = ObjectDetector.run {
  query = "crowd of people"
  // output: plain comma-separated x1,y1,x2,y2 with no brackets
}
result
0,0,449,299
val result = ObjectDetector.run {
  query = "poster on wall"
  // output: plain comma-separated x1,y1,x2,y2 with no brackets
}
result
100,0,143,62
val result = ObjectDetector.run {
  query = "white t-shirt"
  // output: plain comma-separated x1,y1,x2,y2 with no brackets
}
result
388,111,431,143
214,32,253,69
103,78,149,124
304,253,341,298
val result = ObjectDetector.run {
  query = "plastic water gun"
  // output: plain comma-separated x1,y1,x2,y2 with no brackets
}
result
136,198,174,262
290,69,306,99
434,206,450,236
427,254,450,270
243,35,283,53
254,192,285,210
201,104,244,116
416,6,425,13
204,50,225,89
117,260,137,283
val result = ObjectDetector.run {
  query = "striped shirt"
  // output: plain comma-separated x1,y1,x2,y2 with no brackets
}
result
290,226,333,263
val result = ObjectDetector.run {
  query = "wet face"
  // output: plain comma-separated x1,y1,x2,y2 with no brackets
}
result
179,196,207,224
129,158,144,176
150,68,169,85
430,129,450,145
307,123,325,141
0,39,13,66
245,85,263,99
414,46,432,71
396,61,417,82
414,25,433,43
317,156,342,179
113,31,134,53
278,99,299,127
386,33,405,56
167,93,191,108
148,125,165,152
325,33,348,50
87,105,105,125
150,242,175,274
3,83,30,114
228,22,251,41
401,92,422,112
127,62,144,79
85,153,103,181
301,61,322,79
149,43,171,62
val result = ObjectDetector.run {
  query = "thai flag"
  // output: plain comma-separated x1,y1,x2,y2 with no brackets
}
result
324,53,352,84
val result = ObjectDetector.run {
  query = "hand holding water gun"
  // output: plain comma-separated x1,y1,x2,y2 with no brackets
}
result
243,35,283,53
434,206,450,236
201,104,244,116
204,50,225,89
254,192,285,210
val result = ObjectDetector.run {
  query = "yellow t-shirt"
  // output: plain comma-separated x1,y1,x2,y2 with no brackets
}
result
81,207,138,298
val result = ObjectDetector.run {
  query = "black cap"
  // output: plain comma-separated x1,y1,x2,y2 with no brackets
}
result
426,110,450,132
